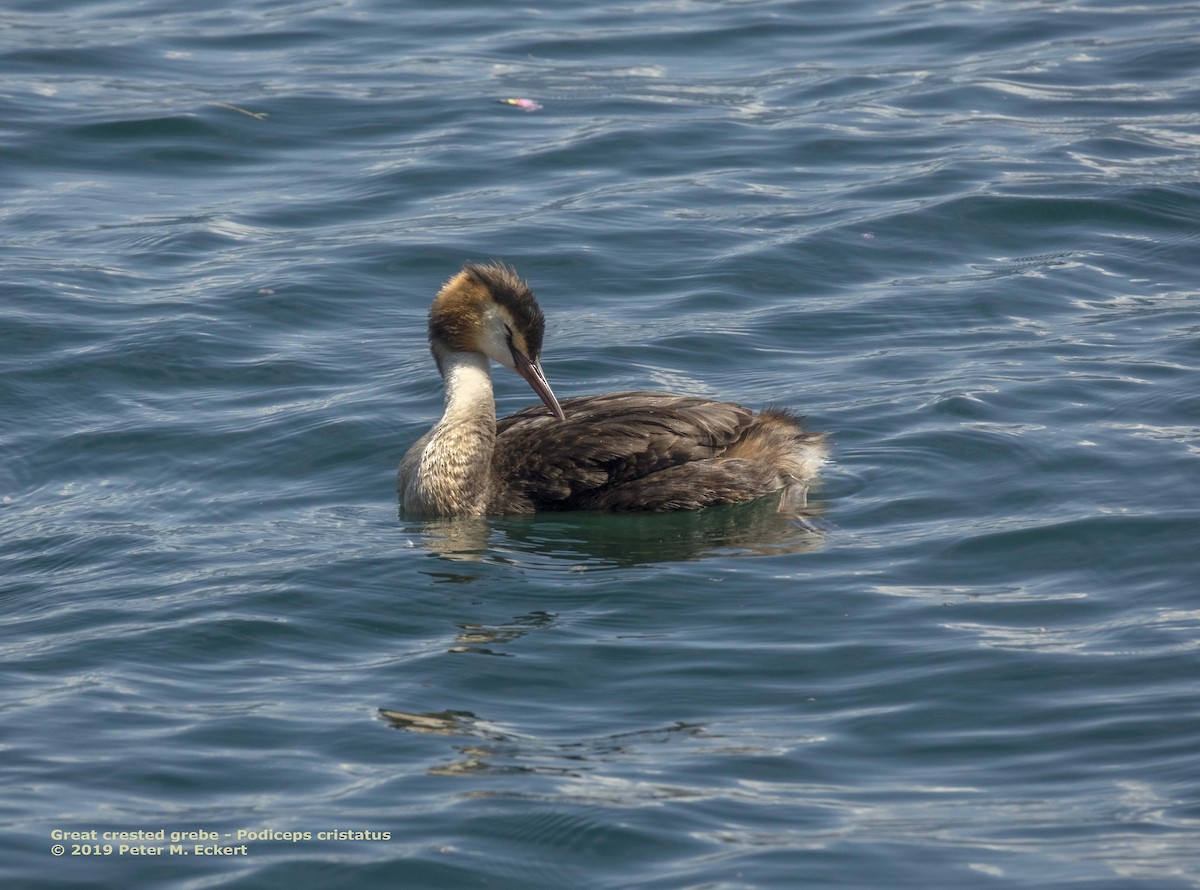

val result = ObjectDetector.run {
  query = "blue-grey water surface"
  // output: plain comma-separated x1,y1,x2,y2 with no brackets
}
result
3,0,1200,887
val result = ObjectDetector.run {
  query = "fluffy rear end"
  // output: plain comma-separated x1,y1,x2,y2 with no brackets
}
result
723,408,829,513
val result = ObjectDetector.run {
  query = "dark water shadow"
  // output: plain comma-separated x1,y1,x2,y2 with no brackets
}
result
399,498,829,570
377,707,707,778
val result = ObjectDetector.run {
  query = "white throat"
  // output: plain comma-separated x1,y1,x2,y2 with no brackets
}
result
439,350,494,421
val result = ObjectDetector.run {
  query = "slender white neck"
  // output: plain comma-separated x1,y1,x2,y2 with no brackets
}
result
439,350,494,423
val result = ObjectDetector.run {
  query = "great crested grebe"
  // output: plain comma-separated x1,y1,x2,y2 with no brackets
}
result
398,262,828,516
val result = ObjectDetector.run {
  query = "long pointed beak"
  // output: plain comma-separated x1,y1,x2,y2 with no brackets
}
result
511,349,566,420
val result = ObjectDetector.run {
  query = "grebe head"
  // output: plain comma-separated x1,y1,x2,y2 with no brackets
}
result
429,262,566,420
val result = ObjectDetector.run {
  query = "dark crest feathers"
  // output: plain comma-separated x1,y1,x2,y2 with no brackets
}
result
463,261,546,359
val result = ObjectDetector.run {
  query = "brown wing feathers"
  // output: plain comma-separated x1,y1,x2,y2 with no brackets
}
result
491,392,767,511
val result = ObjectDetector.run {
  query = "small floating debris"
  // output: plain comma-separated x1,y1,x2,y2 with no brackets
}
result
499,97,543,112
211,102,268,120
